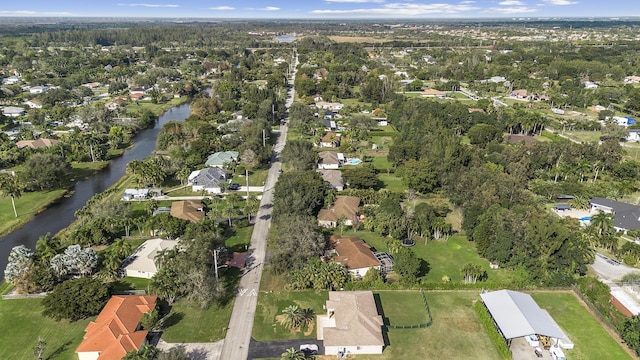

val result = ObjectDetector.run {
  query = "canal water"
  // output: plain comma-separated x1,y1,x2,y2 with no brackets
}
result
0,103,191,279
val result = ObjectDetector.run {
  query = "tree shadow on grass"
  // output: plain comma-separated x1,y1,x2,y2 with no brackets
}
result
162,311,185,329
46,340,72,360
372,293,391,347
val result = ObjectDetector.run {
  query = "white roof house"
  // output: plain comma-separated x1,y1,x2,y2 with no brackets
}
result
480,290,565,340
124,239,179,279
1,106,26,117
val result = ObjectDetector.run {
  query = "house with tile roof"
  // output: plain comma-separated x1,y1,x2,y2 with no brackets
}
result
205,151,239,168
329,235,381,278
16,138,59,149
317,291,384,356
318,196,360,228
320,132,340,148
420,88,446,98
170,200,205,223
189,167,227,194
76,295,157,360
317,151,344,170
124,239,179,279
318,169,344,191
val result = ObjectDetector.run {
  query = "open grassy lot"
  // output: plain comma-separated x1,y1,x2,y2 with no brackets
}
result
563,130,602,143
161,298,234,343
371,155,393,172
0,298,92,360
253,290,328,341
339,230,514,285
0,189,67,237
355,291,500,360
112,276,150,292
376,291,429,326
531,292,632,360
225,225,253,251
378,174,406,193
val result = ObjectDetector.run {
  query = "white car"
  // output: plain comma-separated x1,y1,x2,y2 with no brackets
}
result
300,344,319,354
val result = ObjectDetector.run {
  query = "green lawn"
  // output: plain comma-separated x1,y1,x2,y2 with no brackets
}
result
340,230,514,285
161,298,234,343
376,291,429,326
232,169,269,187
372,155,392,172
252,290,328,341
112,277,151,292
0,298,92,360
225,225,253,251
356,291,501,360
563,130,602,143
378,174,405,193
531,292,632,360
0,189,67,237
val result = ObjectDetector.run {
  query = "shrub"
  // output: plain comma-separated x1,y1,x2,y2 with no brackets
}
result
474,300,511,360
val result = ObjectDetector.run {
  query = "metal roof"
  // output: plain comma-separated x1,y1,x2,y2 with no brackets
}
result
480,290,565,339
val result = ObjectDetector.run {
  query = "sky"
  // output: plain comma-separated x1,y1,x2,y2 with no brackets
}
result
0,0,635,19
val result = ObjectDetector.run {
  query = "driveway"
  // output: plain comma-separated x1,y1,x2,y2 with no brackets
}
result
155,339,223,360
590,253,640,281
248,338,324,360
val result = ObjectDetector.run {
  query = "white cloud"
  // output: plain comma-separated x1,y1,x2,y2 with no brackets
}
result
0,10,72,15
542,0,578,5
311,3,478,16
499,0,524,5
259,6,280,11
488,6,537,14
208,6,234,11
325,0,385,3
461,0,475,3
117,3,179,7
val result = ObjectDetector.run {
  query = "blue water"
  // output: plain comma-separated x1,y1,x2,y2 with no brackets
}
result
275,34,295,43
348,159,362,165
579,217,591,221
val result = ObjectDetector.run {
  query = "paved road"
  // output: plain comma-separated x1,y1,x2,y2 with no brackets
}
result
219,49,297,360
247,338,324,360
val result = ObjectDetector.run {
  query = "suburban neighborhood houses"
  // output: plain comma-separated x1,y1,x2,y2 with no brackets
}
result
3,17,640,360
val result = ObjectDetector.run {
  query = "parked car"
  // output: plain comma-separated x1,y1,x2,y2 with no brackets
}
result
228,183,240,190
300,344,318,355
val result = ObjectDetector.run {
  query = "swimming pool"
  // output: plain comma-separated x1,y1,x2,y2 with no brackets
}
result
348,158,362,165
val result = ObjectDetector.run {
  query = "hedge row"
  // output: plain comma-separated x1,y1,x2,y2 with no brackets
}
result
474,300,512,360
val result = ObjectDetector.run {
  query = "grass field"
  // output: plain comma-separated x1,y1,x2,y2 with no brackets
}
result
563,130,602,143
532,292,632,360
355,291,500,360
253,290,328,341
0,298,92,360
0,189,67,237
161,298,234,343
225,225,253,251
378,174,406,193
339,230,514,285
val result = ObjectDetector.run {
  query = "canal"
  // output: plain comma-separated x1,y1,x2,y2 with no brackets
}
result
0,103,191,278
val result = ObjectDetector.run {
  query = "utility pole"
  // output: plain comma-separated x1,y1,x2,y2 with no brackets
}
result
262,129,266,147
272,104,275,124
213,249,219,282
245,168,249,199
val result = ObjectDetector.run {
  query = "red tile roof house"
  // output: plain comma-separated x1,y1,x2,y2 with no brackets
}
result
76,295,157,360
329,235,381,278
318,196,360,228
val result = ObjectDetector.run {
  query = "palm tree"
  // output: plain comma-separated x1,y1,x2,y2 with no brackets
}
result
35,233,59,265
589,211,615,237
278,305,305,331
0,172,22,218
280,347,306,360
460,263,485,284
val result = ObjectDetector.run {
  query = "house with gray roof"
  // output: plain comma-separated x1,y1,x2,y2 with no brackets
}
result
590,197,640,233
205,151,239,168
189,167,227,194
318,169,344,191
